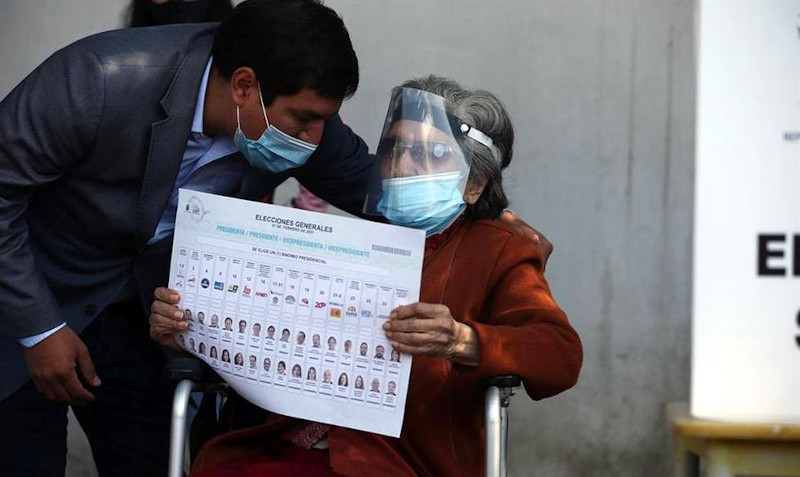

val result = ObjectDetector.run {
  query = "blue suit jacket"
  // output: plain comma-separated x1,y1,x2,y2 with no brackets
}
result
0,24,372,399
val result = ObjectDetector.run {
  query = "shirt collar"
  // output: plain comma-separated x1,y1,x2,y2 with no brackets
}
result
191,57,214,135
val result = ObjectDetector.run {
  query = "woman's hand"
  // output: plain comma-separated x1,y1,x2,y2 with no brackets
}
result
148,287,186,350
382,302,480,366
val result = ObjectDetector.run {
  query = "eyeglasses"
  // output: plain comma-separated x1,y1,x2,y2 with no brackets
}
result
378,139,457,163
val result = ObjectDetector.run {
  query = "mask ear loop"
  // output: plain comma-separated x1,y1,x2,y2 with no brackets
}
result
257,85,270,129
235,84,271,133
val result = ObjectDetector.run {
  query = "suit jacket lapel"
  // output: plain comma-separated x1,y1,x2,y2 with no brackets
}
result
134,33,213,251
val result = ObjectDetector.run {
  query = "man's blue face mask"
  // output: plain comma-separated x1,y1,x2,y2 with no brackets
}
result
234,86,317,173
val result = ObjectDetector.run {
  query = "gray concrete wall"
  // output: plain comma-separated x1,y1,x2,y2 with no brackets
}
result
0,1,697,476
327,2,696,474
0,0,129,97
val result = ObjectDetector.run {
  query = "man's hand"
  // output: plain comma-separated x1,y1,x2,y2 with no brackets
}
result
383,302,480,366
149,287,186,350
23,326,100,406
499,210,553,271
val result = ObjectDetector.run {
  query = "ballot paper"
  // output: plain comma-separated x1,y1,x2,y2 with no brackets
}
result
169,190,424,437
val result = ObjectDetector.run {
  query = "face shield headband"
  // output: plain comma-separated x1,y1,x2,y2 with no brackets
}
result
384,88,497,163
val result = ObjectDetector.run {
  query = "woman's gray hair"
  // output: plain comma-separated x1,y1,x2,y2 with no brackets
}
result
401,75,513,220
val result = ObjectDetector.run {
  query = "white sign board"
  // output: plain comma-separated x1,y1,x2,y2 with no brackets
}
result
169,190,425,437
692,0,800,422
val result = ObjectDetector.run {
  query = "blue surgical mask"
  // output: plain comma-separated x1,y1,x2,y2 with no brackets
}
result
233,87,317,173
377,171,466,236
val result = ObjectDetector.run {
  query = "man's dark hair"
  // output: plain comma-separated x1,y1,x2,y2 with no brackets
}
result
128,0,234,28
212,0,359,105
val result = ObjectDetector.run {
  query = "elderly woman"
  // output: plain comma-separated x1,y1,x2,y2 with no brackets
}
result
150,76,581,476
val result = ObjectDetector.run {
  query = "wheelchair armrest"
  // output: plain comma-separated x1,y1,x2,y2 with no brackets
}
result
164,357,216,382
487,375,521,389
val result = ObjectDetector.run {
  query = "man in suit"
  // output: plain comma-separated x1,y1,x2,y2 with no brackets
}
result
0,1,370,475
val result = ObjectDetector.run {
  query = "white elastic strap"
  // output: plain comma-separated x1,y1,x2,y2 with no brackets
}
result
236,86,271,133
462,124,502,163
257,86,270,128
465,126,493,150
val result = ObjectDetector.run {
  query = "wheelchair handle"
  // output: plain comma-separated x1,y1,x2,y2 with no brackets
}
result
164,356,217,382
487,375,521,389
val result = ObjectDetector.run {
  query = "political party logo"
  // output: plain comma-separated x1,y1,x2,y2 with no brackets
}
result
255,291,269,298
174,281,183,288
346,306,357,317
314,301,327,309
201,278,210,289
360,310,372,318
329,308,342,318
227,284,239,293
214,281,224,291
271,296,279,305
300,297,310,306
187,276,196,286
242,285,251,297
183,196,209,222
285,295,296,305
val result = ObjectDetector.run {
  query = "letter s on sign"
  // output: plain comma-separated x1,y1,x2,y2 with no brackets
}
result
796,308,800,350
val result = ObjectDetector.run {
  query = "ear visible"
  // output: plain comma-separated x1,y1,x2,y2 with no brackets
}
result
229,66,258,107
463,181,486,205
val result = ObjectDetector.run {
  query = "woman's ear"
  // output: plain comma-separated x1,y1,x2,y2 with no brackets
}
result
463,181,486,205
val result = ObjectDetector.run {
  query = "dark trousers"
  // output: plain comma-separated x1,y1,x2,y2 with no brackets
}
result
0,300,176,477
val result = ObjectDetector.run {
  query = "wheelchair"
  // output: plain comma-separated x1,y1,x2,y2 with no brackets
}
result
165,357,521,477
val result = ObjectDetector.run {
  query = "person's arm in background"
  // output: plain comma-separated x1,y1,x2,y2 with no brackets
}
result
286,184,329,213
292,114,373,217
0,44,103,404
499,210,553,270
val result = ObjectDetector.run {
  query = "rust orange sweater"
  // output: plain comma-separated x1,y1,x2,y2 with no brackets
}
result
193,219,583,477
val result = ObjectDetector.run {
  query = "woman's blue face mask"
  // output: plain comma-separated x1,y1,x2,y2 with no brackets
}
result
234,86,317,173
377,171,466,237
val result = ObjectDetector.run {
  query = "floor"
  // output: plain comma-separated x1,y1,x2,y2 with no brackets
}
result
66,409,98,477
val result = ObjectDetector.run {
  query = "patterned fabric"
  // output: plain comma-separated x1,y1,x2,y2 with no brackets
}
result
192,442,344,477
284,422,332,450
290,185,329,212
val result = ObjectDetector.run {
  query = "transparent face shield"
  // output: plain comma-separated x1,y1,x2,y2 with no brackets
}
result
363,87,494,233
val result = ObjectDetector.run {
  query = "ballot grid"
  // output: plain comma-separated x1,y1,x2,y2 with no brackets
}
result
171,247,407,409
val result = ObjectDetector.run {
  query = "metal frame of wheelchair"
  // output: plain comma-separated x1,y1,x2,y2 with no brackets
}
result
166,358,521,477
